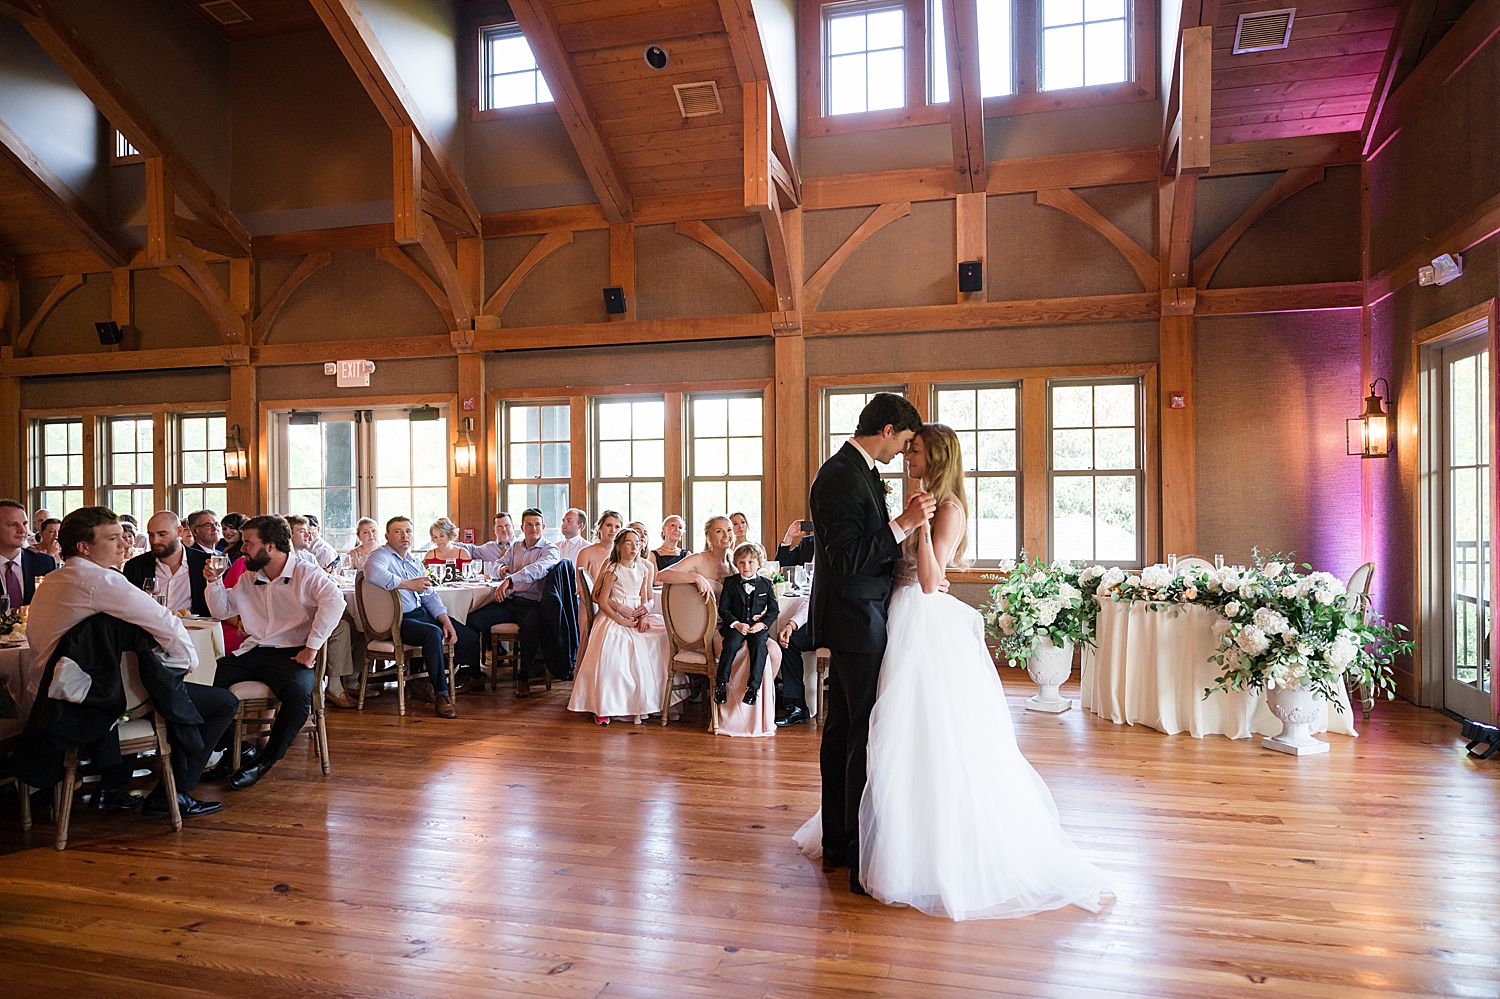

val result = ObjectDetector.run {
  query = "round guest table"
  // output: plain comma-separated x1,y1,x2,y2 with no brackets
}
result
339,581,496,629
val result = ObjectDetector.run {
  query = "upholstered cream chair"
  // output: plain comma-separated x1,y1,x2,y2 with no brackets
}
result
660,582,719,732
354,573,454,716
225,645,330,774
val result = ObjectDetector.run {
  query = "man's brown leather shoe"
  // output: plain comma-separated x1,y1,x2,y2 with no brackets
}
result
455,676,482,696
435,694,457,718
325,690,357,709
406,679,436,704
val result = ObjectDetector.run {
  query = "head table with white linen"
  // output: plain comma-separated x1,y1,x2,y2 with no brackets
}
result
0,619,226,743
1079,598,1357,739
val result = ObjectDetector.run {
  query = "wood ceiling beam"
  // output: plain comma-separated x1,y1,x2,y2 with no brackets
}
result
745,80,797,312
1193,167,1325,288
309,0,480,236
481,230,573,319
1360,0,1417,156
675,220,778,313
559,6,725,51
415,214,474,327
1036,188,1159,291
0,115,128,268
1367,187,1500,303
1366,0,1500,158
942,0,987,194
167,238,246,343
1166,25,1212,288
13,0,250,256
509,0,634,224
718,0,801,204
252,252,332,346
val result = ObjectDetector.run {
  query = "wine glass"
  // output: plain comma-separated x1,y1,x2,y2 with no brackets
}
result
210,553,229,574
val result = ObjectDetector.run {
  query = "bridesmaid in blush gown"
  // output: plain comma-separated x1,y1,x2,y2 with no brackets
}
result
567,528,671,725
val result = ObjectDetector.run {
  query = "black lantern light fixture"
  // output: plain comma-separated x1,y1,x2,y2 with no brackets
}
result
454,416,477,477
223,423,250,479
1347,378,1392,459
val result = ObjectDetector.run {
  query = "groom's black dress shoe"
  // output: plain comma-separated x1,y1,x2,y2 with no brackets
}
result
713,682,727,704
141,788,222,819
776,705,809,727
849,877,869,896
229,762,271,790
90,788,143,812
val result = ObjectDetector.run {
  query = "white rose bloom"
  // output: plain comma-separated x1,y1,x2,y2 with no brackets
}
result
1235,625,1270,655
1031,570,1047,584
1058,582,1081,602
998,559,1017,573
1310,572,1345,594
1281,585,1299,599
1326,633,1358,670
1099,567,1126,591
1224,600,1242,618
1183,587,1198,601
1140,564,1173,590
1036,597,1063,627
1315,588,1337,605
1219,571,1240,594
1265,561,1285,578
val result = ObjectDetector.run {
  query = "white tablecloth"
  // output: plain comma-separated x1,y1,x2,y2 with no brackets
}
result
0,621,225,742
340,582,495,629
1080,599,1357,740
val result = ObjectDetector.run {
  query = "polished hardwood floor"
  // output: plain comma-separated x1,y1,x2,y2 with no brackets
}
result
1,678,1496,999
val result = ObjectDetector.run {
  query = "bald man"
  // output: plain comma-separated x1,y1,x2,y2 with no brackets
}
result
123,511,212,617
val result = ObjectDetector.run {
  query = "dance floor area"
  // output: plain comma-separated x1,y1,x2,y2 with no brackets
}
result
1,683,1496,999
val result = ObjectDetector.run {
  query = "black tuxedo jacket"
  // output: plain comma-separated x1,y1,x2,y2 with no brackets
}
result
123,547,211,618
776,536,814,567
718,574,779,637
808,441,903,653
16,548,58,605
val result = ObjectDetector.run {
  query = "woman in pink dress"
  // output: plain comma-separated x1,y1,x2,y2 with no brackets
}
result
567,528,670,725
657,516,778,737
574,510,623,661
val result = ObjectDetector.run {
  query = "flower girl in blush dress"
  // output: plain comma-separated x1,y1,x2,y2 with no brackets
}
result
568,528,671,726
794,424,1109,920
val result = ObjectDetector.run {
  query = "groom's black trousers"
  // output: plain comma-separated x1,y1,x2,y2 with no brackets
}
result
820,648,883,867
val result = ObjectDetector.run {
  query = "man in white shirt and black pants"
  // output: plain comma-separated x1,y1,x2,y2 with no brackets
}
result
204,514,345,790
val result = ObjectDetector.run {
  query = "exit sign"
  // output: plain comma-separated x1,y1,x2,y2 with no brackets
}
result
323,359,375,388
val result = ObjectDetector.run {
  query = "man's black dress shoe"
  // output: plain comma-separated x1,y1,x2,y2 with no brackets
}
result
142,790,222,819
849,876,870,897
204,742,260,782
90,788,143,812
229,762,271,790
775,705,809,727
713,682,727,704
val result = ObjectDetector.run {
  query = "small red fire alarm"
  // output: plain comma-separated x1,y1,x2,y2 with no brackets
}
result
1169,392,1186,409
463,529,475,543
463,396,476,411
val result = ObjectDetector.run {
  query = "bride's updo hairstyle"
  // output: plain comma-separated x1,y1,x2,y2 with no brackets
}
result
701,515,732,553
919,423,970,567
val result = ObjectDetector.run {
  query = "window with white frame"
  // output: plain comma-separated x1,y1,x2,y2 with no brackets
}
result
929,0,1014,102
687,394,764,546
101,415,154,523
1041,0,1129,91
373,413,449,542
1049,378,1142,564
503,401,570,540
931,383,1020,564
822,386,907,516
825,2,906,115
592,397,665,530
30,418,84,517
174,413,227,518
480,23,552,110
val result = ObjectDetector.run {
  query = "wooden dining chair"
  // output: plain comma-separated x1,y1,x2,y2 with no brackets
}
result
1,735,32,832
660,582,719,732
354,573,455,716
225,645,330,774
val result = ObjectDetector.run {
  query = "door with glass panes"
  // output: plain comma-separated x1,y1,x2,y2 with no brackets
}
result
1440,336,1493,721
269,406,449,553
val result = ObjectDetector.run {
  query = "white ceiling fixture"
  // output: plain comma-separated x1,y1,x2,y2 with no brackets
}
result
1232,8,1296,54
200,1,252,26
673,81,723,118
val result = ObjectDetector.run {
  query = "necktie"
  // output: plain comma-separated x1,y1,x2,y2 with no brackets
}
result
4,561,22,609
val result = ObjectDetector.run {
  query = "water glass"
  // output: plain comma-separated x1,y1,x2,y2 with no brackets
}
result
1214,554,1225,570
1166,553,1178,572
210,553,229,574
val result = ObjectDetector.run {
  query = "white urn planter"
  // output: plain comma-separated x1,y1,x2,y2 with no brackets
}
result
1262,685,1330,756
1024,637,1074,713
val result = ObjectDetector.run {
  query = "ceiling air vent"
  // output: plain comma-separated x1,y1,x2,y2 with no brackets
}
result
673,81,723,118
200,1,252,26
1233,8,1296,54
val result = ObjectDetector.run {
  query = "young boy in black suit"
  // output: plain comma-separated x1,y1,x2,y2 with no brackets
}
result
715,542,780,706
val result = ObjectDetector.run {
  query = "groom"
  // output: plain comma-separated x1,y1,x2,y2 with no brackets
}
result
809,393,934,894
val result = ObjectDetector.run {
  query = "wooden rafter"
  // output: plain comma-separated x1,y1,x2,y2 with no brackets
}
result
166,239,244,343
13,0,250,255
1036,188,1159,292
942,0,986,193
252,253,332,346
1193,168,1325,289
16,272,82,353
1166,25,1212,288
508,0,633,224
415,215,473,327
393,124,421,245
717,0,801,204
145,156,174,266
375,246,457,329
481,231,573,320
675,220,777,312
1367,187,1500,303
0,116,127,268
745,81,798,311
309,0,478,235
804,203,911,312
1360,0,1418,157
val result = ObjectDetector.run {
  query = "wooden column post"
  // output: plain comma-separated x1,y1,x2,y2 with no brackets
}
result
152,411,169,513
226,363,258,514
1159,298,1196,558
1022,376,1047,558
774,332,807,535
0,377,20,501
455,351,487,539
569,394,587,516
609,223,636,321
956,192,986,303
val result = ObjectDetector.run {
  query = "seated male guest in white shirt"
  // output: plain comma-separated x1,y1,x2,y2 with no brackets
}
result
286,515,326,568
185,509,221,554
124,511,211,617
0,499,57,607
465,508,560,697
27,506,236,819
363,516,480,718
304,514,340,568
555,508,590,562
204,514,345,789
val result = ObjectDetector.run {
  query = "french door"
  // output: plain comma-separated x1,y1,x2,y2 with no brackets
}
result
1440,336,1493,721
269,406,450,552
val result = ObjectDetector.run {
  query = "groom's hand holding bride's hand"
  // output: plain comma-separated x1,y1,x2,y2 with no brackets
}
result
896,490,937,534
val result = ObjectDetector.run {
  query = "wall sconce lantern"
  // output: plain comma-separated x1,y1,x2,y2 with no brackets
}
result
454,416,478,477
223,424,250,480
1347,379,1391,458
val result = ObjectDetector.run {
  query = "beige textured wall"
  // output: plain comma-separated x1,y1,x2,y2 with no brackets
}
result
20,368,229,409
809,201,956,310
133,267,222,350
488,230,612,327
25,273,110,357
636,225,767,320
986,194,1144,298
258,357,458,401
806,320,1158,375
266,251,450,343
487,339,775,390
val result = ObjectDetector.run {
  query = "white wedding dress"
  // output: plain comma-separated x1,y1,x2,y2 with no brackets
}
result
794,533,1109,921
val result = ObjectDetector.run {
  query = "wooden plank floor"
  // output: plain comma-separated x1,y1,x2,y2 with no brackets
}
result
1,679,1497,999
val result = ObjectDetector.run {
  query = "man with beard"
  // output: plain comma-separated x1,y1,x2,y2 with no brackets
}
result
125,511,211,617
203,514,345,789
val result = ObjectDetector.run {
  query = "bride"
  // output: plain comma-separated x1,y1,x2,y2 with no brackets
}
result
794,423,1109,921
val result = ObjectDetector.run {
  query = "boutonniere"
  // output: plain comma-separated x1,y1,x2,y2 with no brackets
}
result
882,481,892,495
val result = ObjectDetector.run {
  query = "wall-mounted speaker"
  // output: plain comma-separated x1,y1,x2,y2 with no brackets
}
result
603,286,627,315
958,260,983,294
95,321,123,345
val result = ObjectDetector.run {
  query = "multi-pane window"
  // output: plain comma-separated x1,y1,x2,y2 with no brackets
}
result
101,416,154,523
175,414,226,518
825,2,906,115
1049,379,1142,564
30,419,84,517
285,414,358,551
481,24,552,110
373,413,449,546
1041,0,1129,91
823,387,906,516
593,397,665,530
1445,342,1491,692
931,384,1019,564
504,402,570,541
929,0,1014,102
687,395,764,546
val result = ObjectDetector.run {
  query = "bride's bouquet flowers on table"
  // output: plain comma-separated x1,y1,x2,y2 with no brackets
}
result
981,554,1104,713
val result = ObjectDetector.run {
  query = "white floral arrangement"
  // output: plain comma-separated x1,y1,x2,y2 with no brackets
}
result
981,554,1104,663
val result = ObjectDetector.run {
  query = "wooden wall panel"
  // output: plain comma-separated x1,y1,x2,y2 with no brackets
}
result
806,321,1160,376
273,250,448,343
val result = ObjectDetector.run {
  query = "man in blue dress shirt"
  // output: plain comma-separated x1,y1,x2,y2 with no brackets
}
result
362,516,480,718
466,508,559,698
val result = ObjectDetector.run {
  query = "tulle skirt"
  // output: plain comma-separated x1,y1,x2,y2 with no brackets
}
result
793,584,1108,920
567,613,671,718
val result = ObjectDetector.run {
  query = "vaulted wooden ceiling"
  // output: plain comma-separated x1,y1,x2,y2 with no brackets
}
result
177,0,322,40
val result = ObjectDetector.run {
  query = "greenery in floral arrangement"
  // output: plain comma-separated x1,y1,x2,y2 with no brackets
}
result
981,553,1105,664
0,609,22,637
